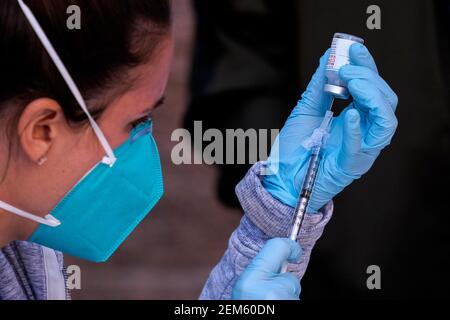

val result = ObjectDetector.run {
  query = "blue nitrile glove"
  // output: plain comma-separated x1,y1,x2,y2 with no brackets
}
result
231,238,302,300
262,43,398,212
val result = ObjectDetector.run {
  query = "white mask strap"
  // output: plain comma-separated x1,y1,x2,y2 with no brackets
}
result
0,200,61,227
17,0,116,166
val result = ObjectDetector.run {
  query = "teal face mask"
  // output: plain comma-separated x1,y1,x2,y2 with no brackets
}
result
0,0,164,262
29,121,163,262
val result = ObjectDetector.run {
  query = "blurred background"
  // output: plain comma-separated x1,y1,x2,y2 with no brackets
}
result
67,0,450,299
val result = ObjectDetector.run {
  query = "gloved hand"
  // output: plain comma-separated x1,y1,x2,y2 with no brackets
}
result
262,44,398,212
232,238,302,300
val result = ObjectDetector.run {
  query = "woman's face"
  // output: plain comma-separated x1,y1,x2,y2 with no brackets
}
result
0,35,174,240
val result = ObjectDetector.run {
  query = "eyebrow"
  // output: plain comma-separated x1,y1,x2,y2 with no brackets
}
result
140,96,166,116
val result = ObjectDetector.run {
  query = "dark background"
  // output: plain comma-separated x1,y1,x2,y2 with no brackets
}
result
299,0,449,299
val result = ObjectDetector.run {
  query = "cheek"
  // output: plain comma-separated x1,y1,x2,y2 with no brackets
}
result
41,131,103,205
103,128,130,151
95,93,143,149
95,108,133,150
56,129,105,175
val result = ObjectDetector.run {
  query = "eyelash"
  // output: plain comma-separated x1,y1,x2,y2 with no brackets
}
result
131,114,153,129
130,97,165,130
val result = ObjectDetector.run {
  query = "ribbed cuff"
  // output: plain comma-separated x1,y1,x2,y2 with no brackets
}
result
235,162,333,240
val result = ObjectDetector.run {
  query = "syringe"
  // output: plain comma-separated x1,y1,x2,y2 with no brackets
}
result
281,98,334,273
280,32,364,274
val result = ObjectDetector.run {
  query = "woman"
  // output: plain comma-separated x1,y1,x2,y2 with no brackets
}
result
0,0,398,300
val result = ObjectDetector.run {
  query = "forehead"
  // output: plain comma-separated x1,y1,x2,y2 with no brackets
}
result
99,36,173,122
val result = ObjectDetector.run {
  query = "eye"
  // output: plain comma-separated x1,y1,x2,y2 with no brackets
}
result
130,114,152,130
129,97,165,130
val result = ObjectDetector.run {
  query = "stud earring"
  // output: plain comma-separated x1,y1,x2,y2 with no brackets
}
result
37,156,48,166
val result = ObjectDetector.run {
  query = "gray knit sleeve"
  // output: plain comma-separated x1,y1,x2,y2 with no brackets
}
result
200,162,333,299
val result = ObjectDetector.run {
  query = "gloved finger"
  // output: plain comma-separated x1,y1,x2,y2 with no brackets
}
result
348,43,378,73
347,79,398,150
291,49,333,118
339,65,398,111
271,273,301,299
337,108,362,173
250,238,302,275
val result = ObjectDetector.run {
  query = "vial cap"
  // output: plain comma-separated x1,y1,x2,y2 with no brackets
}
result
324,84,349,99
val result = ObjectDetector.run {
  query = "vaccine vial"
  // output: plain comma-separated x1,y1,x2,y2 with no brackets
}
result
325,33,364,99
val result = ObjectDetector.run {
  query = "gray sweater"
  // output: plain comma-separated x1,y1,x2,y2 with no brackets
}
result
0,162,332,300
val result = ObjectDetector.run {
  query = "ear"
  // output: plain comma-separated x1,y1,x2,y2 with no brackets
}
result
17,98,66,165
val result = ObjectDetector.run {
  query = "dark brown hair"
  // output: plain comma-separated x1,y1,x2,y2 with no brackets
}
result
0,0,171,128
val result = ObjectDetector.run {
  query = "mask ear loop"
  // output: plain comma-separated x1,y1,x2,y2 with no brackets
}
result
17,0,117,167
0,200,61,227
0,0,115,228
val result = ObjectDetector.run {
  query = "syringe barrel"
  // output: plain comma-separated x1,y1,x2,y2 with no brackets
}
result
300,146,322,198
287,146,324,241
